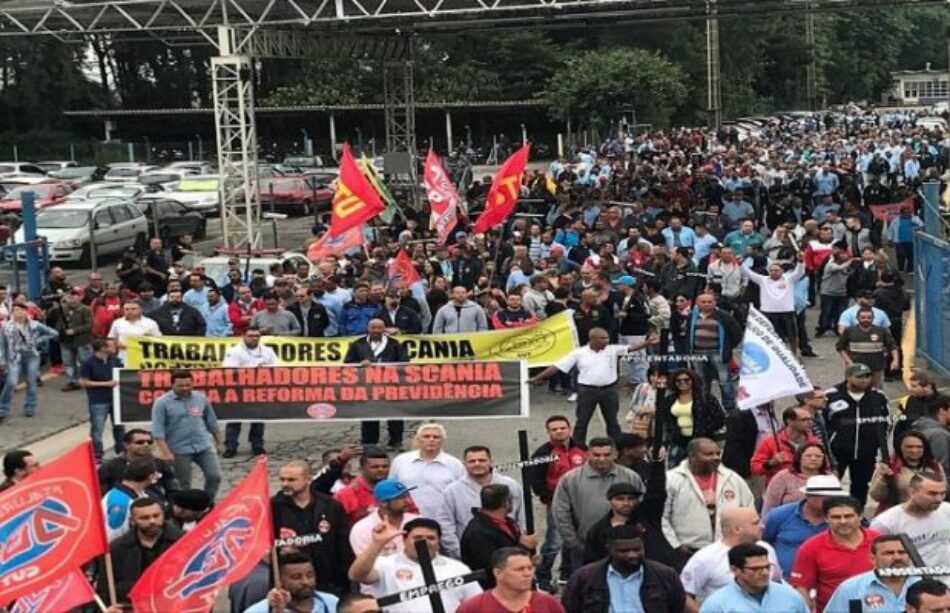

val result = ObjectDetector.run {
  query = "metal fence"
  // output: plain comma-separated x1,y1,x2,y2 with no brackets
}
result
914,181,950,378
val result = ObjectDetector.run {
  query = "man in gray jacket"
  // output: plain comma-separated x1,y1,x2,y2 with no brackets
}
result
914,395,950,482
552,436,644,576
431,286,488,334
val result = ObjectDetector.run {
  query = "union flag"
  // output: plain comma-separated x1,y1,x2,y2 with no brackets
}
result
472,144,530,234
423,148,461,244
329,144,385,236
128,458,272,613
10,569,96,613
387,249,421,287
0,441,107,607
307,224,366,261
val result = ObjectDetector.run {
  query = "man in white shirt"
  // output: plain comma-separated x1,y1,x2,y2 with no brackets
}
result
681,506,782,607
528,327,657,444
107,301,161,364
389,424,465,519
349,478,420,556
348,518,482,613
742,252,806,354
221,326,277,458
871,471,950,584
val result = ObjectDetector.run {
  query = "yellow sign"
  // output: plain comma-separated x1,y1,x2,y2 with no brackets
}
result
124,311,578,370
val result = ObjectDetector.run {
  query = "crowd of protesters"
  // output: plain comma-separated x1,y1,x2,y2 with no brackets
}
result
1,109,950,611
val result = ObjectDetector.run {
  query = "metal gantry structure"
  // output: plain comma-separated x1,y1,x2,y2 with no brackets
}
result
0,0,942,247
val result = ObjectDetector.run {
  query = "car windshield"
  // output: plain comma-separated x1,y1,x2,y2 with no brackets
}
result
108,167,141,177
4,185,56,199
87,187,139,200
178,178,219,192
36,209,89,228
37,163,68,173
51,167,94,179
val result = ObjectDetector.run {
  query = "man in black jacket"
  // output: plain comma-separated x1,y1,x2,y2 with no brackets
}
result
271,459,353,596
287,287,331,337
150,288,206,336
562,524,686,613
824,363,891,506
344,318,410,450
99,428,181,505
460,484,537,589
97,497,182,604
375,290,423,334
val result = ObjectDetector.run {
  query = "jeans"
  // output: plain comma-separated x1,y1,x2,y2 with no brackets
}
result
895,242,913,272
62,344,93,385
536,503,569,587
619,334,648,385
173,449,222,498
818,294,849,334
0,353,40,416
574,383,621,446
89,402,126,460
696,351,736,412
225,422,265,451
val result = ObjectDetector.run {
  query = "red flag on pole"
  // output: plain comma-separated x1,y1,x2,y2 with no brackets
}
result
128,458,273,613
472,144,530,234
0,441,106,608
307,224,366,261
329,144,385,236
387,249,421,287
423,148,461,244
9,569,96,613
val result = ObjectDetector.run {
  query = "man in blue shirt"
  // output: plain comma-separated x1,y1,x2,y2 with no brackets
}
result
763,475,844,576
700,543,808,612
837,290,891,334
200,288,233,337
662,215,697,251
246,553,340,613
722,191,755,230
151,369,222,498
80,337,126,461
824,534,920,613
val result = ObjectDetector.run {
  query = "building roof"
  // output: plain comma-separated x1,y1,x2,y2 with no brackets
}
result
64,100,546,117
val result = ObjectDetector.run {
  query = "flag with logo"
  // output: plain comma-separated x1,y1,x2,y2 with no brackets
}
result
361,154,401,224
128,458,273,613
472,144,530,233
387,249,421,287
737,306,814,410
328,144,385,236
423,148,461,244
869,197,915,222
9,569,96,613
307,224,366,261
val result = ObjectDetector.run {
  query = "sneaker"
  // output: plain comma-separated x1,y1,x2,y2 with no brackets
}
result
567,393,577,402
222,448,237,459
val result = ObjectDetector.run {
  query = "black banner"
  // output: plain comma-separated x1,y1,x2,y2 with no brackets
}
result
114,361,528,423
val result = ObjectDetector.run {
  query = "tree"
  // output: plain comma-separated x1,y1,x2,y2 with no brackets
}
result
541,48,688,129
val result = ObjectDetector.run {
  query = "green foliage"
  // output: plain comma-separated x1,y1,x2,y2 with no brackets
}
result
541,48,689,128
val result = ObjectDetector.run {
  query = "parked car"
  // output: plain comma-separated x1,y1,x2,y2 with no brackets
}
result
134,197,206,241
280,155,338,174
36,161,78,173
138,170,196,191
14,199,148,266
0,181,71,213
48,166,108,188
103,164,157,182
67,182,149,202
259,176,333,215
162,161,214,175
164,175,237,214
0,162,47,178
198,250,315,286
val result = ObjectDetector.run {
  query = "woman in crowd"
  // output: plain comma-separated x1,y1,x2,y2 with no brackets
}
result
655,367,725,466
625,365,668,441
868,430,945,513
761,442,831,517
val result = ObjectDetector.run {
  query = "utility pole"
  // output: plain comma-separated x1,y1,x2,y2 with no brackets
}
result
705,0,722,129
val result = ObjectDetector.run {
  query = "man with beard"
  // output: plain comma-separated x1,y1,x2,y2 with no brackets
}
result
871,471,950,573
98,429,180,504
824,535,920,612
562,524,686,612
246,552,340,612
457,548,565,613
348,478,420,556
699,543,807,612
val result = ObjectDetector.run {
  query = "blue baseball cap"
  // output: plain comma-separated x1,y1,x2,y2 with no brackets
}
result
614,275,637,288
373,478,416,502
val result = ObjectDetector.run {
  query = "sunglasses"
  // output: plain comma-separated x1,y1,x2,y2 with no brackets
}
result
132,439,154,445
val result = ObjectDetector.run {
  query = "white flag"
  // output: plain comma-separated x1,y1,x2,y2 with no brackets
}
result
737,306,813,410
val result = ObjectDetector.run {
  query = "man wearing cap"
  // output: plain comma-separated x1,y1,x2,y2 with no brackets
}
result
349,478,420,556
375,290,422,335
169,488,213,532
680,507,782,607
824,364,890,506
762,474,843,577
836,307,899,389
615,275,653,387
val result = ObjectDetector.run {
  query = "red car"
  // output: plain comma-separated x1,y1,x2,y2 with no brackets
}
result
259,176,332,216
0,182,71,213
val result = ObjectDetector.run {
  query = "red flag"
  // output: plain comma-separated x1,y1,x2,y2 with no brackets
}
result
388,249,421,287
472,144,530,234
423,148,461,244
869,197,915,222
128,458,272,613
0,441,106,607
307,224,366,261
329,144,385,236
10,569,95,613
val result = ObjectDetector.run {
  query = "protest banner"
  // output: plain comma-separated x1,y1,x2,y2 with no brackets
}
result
115,361,528,424
123,310,578,369
869,197,915,222
737,306,814,410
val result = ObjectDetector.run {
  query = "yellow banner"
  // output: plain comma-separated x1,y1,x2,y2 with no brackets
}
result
124,311,578,370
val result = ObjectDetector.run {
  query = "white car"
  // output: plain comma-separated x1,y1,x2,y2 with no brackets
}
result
197,251,315,286
164,175,239,214
162,161,214,175
14,199,148,266
103,164,157,182
67,182,149,202
36,161,78,174
0,162,47,179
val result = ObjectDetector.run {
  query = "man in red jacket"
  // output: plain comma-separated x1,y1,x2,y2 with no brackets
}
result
228,285,264,336
750,406,818,483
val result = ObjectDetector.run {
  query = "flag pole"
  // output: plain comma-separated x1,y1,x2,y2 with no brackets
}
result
104,551,118,607
93,593,110,613
271,545,282,590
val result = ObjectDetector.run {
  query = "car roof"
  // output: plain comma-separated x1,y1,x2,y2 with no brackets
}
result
53,198,137,210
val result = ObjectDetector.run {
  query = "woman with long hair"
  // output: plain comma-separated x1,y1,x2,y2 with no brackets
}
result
761,442,831,518
869,430,946,513
625,366,668,441
655,367,725,467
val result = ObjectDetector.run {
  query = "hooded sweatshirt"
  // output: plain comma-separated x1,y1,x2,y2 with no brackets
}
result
431,299,488,333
